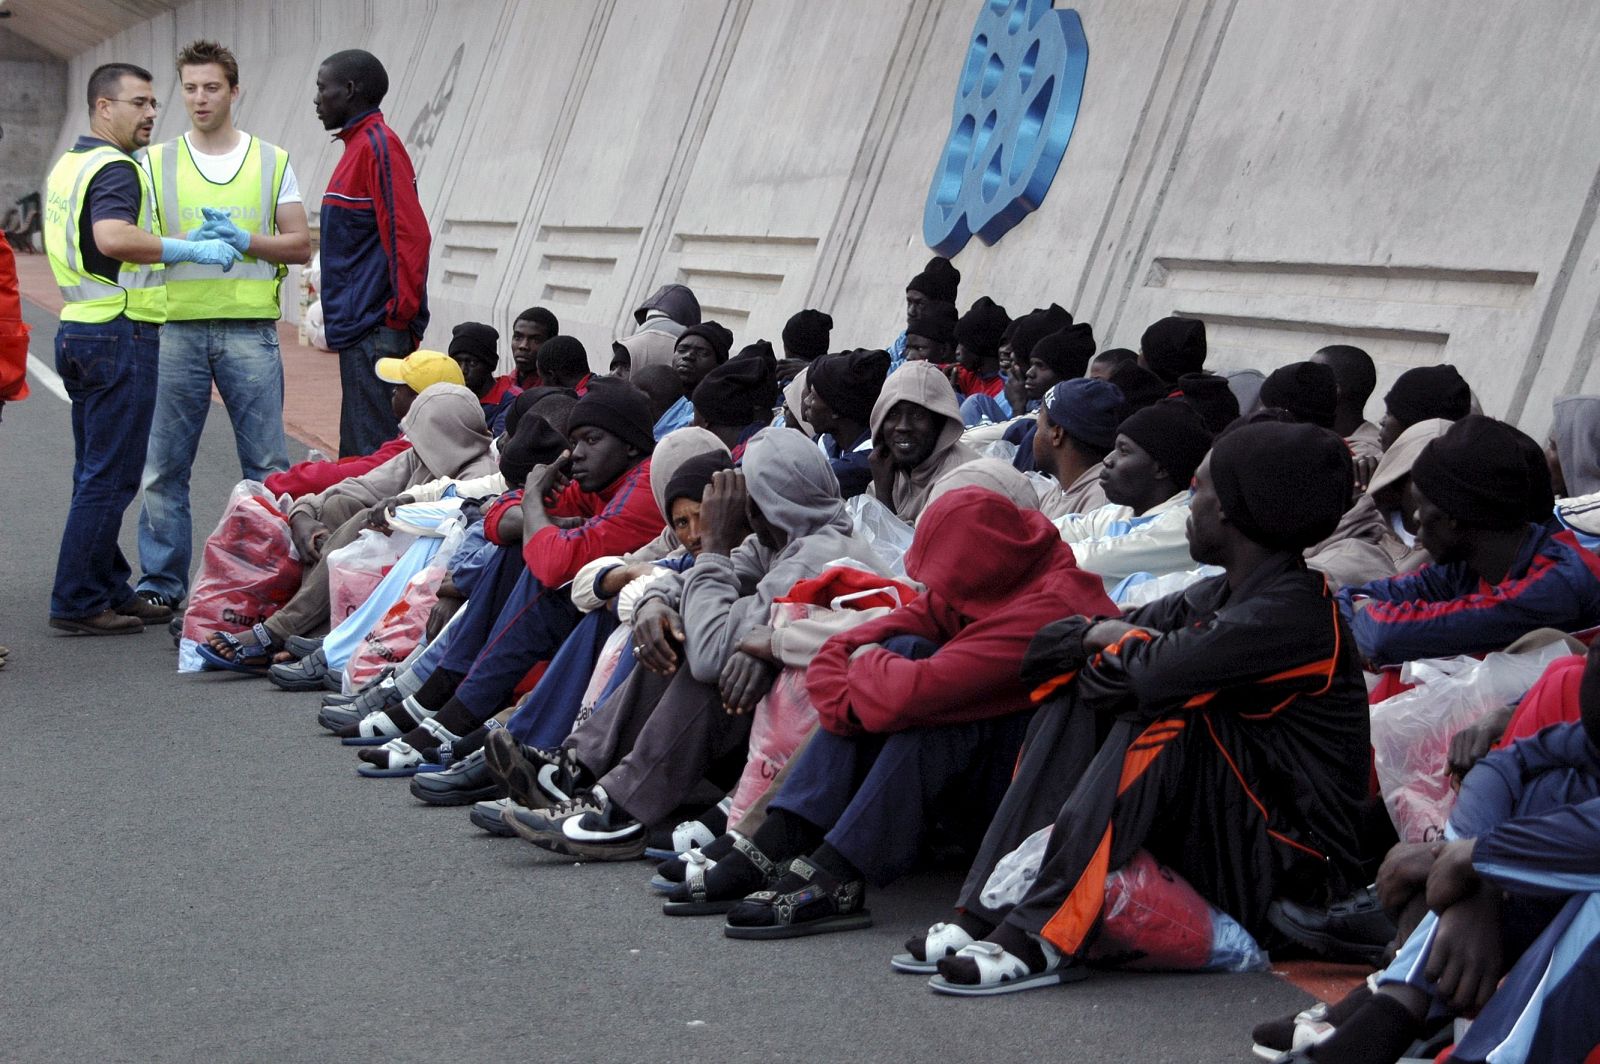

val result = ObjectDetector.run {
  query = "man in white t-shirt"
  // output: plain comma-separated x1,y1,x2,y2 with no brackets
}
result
134,39,312,612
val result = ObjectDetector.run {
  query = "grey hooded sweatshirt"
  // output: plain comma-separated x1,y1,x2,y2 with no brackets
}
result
633,283,702,340
867,360,979,522
1552,395,1600,497
638,427,888,684
290,383,497,522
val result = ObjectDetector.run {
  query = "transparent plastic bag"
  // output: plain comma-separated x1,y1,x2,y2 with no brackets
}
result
844,494,915,577
179,481,302,672
326,529,415,625
982,837,1267,972
1371,640,1572,842
338,520,466,689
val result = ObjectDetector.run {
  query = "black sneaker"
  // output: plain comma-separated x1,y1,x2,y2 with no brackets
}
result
504,784,645,860
408,748,505,806
483,728,582,810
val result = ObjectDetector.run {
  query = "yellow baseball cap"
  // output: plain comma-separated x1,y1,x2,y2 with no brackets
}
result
375,350,466,392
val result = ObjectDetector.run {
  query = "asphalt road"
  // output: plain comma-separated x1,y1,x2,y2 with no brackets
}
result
0,296,1310,1064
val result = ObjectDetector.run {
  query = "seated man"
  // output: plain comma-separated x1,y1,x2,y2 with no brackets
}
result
448,321,519,434
350,381,665,773
1052,398,1213,592
776,308,832,383
907,421,1369,995
887,256,961,373
263,351,460,500
667,485,1116,936
1339,415,1600,668
628,364,683,429
498,428,887,859
1257,361,1340,431
901,301,958,366
418,444,734,810
1310,344,1382,463
509,306,558,390
200,383,497,669
1376,363,1471,450
690,341,777,458
803,348,891,499
1030,378,1122,519
1170,371,1240,435
949,296,1010,409
656,321,733,436
866,360,979,523
1137,315,1206,386
535,333,593,395
968,303,1072,430
1306,417,1446,589
1274,643,1600,1064
1001,322,1097,468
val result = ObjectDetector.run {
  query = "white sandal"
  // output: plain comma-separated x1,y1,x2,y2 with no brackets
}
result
927,938,1082,997
891,921,975,974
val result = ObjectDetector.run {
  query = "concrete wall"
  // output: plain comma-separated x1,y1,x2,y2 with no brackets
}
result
43,0,1600,437
0,26,67,229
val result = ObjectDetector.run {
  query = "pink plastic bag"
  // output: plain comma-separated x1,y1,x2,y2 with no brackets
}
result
725,601,827,825
573,625,631,731
343,565,440,691
182,481,302,648
326,530,410,624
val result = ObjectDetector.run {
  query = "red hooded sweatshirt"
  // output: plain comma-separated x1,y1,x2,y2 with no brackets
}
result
808,486,1117,735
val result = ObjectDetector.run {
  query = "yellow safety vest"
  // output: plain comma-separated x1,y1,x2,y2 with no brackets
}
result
44,144,165,324
148,134,289,321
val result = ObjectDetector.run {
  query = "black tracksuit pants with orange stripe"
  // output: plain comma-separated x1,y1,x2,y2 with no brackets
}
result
997,707,1324,955
958,556,1373,957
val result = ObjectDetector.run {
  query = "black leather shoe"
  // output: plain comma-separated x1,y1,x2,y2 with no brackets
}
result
1267,886,1397,967
408,749,504,806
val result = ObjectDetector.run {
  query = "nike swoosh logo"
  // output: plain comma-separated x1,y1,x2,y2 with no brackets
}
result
562,817,640,844
537,764,571,802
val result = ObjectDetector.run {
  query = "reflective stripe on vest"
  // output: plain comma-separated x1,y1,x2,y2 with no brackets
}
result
44,144,166,323
149,134,287,320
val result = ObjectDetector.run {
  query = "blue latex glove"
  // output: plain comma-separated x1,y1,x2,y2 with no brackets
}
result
160,237,242,270
199,206,252,254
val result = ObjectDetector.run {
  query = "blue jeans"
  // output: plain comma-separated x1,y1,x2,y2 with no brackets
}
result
136,319,289,599
338,325,409,457
51,316,160,619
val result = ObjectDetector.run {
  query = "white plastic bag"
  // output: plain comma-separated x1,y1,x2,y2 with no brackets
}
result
844,494,915,577
1371,640,1572,842
981,824,1052,911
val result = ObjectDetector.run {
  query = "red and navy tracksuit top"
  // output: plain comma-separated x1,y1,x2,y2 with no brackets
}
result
1338,525,1600,667
319,109,430,351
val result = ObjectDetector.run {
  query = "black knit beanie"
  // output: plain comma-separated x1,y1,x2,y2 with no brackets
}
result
1210,421,1351,550
1031,322,1097,379
808,349,891,424
1411,414,1544,529
448,321,499,368
1384,364,1472,428
677,321,735,364
907,256,961,303
567,378,657,456
1140,316,1207,384
906,301,958,343
1117,398,1213,486
782,309,834,360
1008,304,1075,361
955,296,1011,359
1258,361,1339,429
664,451,735,510
692,341,778,426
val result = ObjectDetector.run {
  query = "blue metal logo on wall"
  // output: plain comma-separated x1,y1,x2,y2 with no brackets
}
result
923,0,1090,256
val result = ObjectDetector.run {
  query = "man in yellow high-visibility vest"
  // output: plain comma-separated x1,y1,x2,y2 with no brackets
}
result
43,61,241,636
134,40,312,613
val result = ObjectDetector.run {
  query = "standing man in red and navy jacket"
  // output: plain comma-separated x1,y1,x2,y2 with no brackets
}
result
313,49,431,457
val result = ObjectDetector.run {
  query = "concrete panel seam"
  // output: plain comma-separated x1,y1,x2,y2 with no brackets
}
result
1071,4,1189,318
1082,0,1214,330
1104,0,1240,344
617,0,753,338
490,0,618,329
808,0,938,311
1508,154,1600,423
